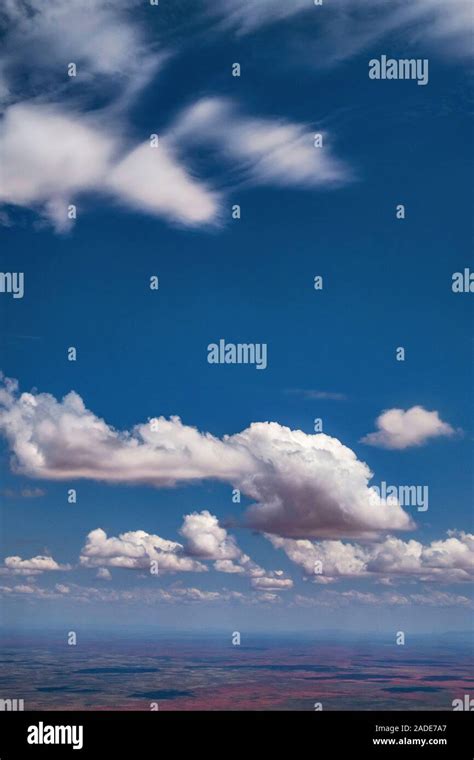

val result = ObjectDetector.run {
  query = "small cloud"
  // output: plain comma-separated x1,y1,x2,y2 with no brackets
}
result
287,389,347,401
2,554,71,575
360,406,456,450
1,487,45,499
96,568,112,581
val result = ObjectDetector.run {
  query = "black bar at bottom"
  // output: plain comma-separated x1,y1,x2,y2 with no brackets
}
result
0,711,472,757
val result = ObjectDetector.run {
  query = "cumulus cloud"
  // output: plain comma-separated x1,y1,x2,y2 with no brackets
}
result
1,554,71,576
172,97,351,189
269,531,474,584
361,406,455,449
250,576,293,591
79,510,292,592
0,375,414,539
80,528,206,573
233,422,413,538
180,510,241,561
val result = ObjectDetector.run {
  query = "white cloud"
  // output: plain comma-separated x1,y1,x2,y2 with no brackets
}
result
288,389,347,401
0,102,220,231
361,406,455,449
0,1,222,229
96,567,112,581
0,376,414,539
210,0,309,34
233,422,413,538
0,96,349,230
213,559,245,574
106,141,220,226
269,531,474,584
268,535,367,580
173,97,351,188
0,104,114,230
0,1,351,233
180,510,241,560
80,527,206,573
2,554,71,576
251,576,293,591
0,0,149,83
0,580,252,605
78,510,293,592
211,0,474,59
1,486,45,499
293,589,473,609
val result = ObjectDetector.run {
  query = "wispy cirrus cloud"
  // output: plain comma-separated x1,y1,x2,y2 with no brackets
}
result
0,2,351,231
211,0,474,60
172,97,351,189
287,389,347,401
0,102,221,231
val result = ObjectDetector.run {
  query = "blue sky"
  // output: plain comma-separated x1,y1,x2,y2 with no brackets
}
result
0,0,472,633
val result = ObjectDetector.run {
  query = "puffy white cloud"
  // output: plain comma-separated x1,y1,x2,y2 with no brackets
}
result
213,559,245,574
180,510,241,560
269,531,474,584
173,97,350,189
0,376,414,539
2,554,71,576
80,527,206,573
361,406,455,449
233,422,413,538
268,535,367,580
78,510,293,593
